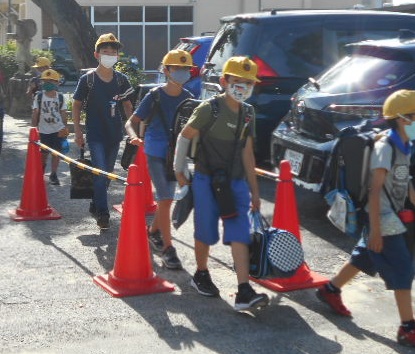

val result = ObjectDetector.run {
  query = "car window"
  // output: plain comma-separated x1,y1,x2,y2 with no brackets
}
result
317,55,415,94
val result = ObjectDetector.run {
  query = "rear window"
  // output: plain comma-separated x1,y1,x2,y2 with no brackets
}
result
207,15,415,79
316,55,415,94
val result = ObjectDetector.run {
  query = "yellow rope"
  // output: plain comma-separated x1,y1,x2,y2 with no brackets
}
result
33,140,127,183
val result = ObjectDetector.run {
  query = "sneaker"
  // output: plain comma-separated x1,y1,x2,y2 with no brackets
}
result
161,246,182,270
316,285,352,317
190,270,220,297
96,212,110,230
49,173,60,185
148,229,164,253
398,326,415,347
234,284,269,312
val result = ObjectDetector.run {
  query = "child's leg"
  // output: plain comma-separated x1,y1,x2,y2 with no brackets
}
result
51,155,60,174
41,152,48,172
395,289,414,322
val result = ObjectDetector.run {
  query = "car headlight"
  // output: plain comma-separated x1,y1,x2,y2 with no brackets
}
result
324,104,383,120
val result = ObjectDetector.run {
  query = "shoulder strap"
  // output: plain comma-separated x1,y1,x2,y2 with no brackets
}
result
200,97,220,139
382,137,398,212
37,92,42,109
58,92,63,110
145,86,161,126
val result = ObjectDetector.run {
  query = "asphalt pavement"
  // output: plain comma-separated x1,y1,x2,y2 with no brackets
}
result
1,112,415,354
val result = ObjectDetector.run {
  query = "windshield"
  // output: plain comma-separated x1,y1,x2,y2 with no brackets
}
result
317,55,415,94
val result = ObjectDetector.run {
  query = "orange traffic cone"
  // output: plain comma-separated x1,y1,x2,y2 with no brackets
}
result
9,127,61,221
94,164,174,297
251,160,328,292
113,146,157,215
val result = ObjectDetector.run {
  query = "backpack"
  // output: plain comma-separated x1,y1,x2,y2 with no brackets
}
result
172,97,255,159
36,92,64,110
324,124,395,237
83,70,132,119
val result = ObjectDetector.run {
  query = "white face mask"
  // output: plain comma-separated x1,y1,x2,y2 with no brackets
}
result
100,54,118,68
405,122,415,141
226,82,253,103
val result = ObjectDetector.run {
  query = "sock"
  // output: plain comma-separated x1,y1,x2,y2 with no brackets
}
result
238,282,251,293
325,282,341,293
402,320,415,332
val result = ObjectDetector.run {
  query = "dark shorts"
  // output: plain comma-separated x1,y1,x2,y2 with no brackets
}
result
350,229,414,290
40,132,63,153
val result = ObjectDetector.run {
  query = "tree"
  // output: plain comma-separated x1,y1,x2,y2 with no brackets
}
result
31,0,97,69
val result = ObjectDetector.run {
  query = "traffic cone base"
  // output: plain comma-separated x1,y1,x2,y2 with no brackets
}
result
9,206,61,221
93,271,174,298
250,264,328,292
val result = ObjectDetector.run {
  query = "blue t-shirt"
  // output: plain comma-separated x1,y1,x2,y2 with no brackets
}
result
135,87,192,158
73,71,133,144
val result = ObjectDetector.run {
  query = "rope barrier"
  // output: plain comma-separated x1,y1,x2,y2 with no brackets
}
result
255,167,279,181
32,140,127,183
33,139,276,185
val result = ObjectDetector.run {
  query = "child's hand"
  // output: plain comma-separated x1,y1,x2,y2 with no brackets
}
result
368,231,383,253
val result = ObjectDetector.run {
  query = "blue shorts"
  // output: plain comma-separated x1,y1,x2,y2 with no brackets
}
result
369,233,414,290
193,171,251,246
146,154,175,201
39,132,63,153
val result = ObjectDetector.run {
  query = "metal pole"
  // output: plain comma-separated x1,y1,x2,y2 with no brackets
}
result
7,0,12,33
259,0,262,11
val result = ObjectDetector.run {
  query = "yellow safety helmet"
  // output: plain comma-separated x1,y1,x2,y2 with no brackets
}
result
32,57,51,68
95,33,121,51
383,89,415,119
222,56,260,82
162,49,193,67
40,69,60,82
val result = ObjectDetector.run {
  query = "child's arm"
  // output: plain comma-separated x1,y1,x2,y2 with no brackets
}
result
31,108,40,127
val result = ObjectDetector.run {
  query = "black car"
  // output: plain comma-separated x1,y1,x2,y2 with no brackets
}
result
270,33,415,193
47,37,79,83
201,9,415,163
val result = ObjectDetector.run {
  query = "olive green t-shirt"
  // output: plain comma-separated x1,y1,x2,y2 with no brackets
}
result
188,94,255,179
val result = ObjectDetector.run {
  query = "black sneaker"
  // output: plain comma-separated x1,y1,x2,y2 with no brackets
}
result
49,173,60,185
96,212,110,230
190,270,220,297
148,229,164,253
161,246,182,270
234,284,269,312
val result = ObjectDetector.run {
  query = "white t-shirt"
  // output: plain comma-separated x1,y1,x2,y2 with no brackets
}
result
33,91,67,134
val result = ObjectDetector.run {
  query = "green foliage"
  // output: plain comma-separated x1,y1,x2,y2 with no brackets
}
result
114,54,145,89
0,41,54,107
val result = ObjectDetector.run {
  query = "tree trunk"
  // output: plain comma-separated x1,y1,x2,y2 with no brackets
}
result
31,0,97,69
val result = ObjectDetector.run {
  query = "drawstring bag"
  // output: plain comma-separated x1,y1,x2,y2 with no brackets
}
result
120,137,138,170
70,147,94,199
249,211,304,279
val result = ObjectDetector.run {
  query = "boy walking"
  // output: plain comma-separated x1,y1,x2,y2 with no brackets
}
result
72,33,134,229
173,56,269,312
125,49,193,269
317,90,415,347
31,69,68,185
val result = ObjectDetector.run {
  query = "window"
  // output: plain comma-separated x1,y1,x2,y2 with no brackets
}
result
91,5,193,70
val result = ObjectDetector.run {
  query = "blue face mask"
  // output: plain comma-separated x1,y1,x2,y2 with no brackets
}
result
169,69,191,85
43,82,58,92
405,122,415,141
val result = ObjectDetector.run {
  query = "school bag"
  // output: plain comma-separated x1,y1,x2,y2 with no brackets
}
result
324,123,394,238
82,69,132,118
172,97,255,159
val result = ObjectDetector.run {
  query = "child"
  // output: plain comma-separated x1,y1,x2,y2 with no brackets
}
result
72,33,134,229
27,57,51,99
125,49,194,269
31,69,68,185
173,56,269,312
317,89,415,347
